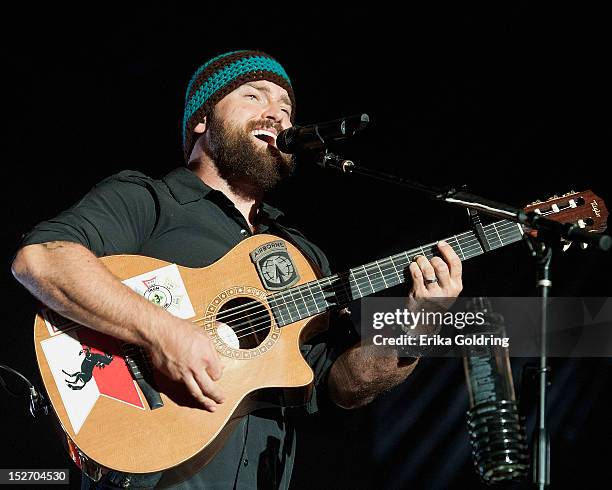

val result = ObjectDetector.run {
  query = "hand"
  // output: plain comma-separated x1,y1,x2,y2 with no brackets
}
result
407,240,463,311
148,319,225,412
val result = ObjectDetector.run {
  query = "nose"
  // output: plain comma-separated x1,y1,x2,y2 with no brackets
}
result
261,101,288,126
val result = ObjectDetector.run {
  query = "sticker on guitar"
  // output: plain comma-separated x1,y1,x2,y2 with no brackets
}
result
250,240,300,291
42,263,196,337
40,263,195,434
41,328,145,434
122,263,196,319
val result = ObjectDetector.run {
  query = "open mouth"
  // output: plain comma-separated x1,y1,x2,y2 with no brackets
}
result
251,129,277,147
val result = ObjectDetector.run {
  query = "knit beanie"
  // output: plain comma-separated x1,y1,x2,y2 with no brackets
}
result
182,50,296,162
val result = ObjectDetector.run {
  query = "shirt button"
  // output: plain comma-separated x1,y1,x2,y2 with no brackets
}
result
240,229,249,237
243,458,249,467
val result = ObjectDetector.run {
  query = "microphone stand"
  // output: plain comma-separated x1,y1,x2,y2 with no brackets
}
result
523,235,553,489
316,151,611,488
318,151,611,250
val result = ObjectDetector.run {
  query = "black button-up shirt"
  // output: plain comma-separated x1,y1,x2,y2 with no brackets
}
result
21,167,356,489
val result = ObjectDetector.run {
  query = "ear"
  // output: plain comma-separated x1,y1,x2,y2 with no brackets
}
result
194,117,207,134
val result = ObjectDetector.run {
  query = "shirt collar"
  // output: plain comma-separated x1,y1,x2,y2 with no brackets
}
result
162,167,284,219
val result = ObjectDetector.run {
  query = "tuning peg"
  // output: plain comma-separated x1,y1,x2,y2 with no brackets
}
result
562,240,573,252
580,242,589,250
528,199,542,206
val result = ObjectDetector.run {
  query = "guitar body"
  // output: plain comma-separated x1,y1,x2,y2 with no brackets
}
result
34,234,328,480
31,189,607,483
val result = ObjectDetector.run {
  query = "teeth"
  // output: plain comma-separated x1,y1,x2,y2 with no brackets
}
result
251,129,277,141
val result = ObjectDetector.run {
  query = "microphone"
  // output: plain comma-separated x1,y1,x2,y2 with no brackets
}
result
276,114,369,153
462,298,529,484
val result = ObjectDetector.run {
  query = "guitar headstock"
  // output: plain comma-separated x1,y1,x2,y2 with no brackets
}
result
523,190,608,250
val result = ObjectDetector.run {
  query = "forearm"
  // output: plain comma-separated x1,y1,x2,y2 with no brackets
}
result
12,241,177,348
328,342,418,409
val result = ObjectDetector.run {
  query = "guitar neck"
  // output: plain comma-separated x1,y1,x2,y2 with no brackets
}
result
268,219,523,326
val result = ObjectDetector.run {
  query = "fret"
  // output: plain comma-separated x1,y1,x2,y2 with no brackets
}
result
305,283,323,314
281,290,299,323
459,231,483,259
269,219,523,327
295,287,308,318
336,273,353,303
363,264,377,293
450,236,466,260
485,221,523,249
349,269,363,299
465,241,483,259
313,280,329,310
499,222,523,245
463,247,482,260
491,222,504,248
321,276,342,306
268,294,287,326
303,284,320,315
390,255,405,284
376,261,389,288
401,251,412,270
483,225,502,249
294,285,312,317
380,257,401,288
420,246,428,259
363,262,384,291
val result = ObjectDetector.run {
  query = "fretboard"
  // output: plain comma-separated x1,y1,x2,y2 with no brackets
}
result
267,219,523,326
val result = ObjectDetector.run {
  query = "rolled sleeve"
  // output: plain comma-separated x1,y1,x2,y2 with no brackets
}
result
19,171,157,256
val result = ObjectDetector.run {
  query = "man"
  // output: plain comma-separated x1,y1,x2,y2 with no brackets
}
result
12,50,462,489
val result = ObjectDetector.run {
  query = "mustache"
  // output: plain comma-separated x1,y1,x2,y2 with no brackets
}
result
246,119,284,134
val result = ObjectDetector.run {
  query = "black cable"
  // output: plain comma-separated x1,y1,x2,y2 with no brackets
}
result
0,372,25,397
0,364,48,417
0,364,34,396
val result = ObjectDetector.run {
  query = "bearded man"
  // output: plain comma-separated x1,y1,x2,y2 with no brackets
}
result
12,50,462,489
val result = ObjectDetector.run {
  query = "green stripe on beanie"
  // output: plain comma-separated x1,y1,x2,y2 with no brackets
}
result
182,50,295,162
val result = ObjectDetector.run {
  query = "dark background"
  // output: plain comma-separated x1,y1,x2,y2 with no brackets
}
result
1,3,611,489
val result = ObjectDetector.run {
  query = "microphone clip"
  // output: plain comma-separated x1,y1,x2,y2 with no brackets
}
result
317,151,355,174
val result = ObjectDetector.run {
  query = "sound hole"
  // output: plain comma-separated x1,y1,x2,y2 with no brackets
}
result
216,297,271,350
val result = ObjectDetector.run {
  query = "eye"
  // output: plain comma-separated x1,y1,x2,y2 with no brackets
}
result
245,93,259,101
281,108,291,115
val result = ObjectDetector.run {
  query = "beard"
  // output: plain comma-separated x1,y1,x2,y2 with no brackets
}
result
206,111,296,197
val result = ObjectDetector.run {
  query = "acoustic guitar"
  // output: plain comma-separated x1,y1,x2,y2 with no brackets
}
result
33,191,607,483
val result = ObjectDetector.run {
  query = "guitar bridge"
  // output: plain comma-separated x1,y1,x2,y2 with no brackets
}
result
121,344,164,410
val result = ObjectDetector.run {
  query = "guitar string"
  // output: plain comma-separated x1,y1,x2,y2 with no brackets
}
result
206,231,480,325
205,218,524,327
205,223,509,325
49,204,573,356
143,198,607,355
226,225,527,343
197,232,487,328
227,228,515,342
210,233,482,325
192,222,521,335
45,222,521,340
197,221,521,331
47,229,484,340
195,223,523,339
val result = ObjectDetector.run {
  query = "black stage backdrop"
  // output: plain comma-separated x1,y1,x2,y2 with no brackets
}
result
1,4,611,489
